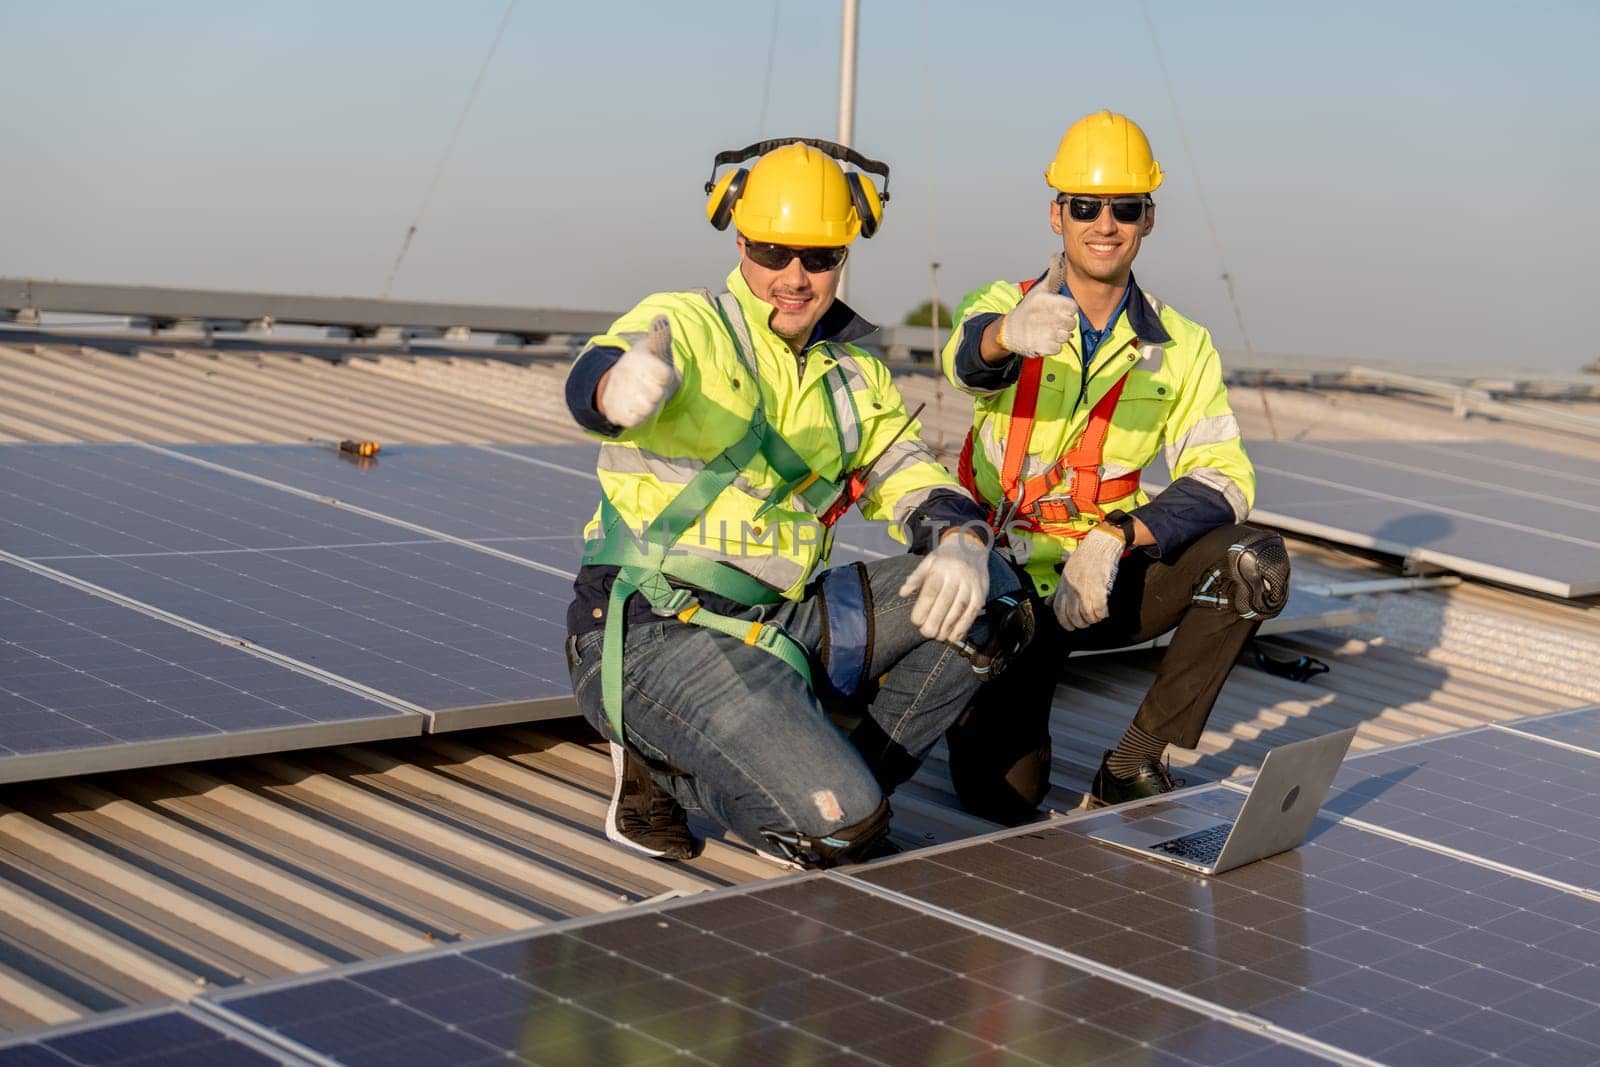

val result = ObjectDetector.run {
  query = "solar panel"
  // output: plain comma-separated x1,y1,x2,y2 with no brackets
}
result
172,445,597,569
847,786,1600,1065
0,1005,301,1066
1,564,418,783
1,445,409,560
1234,440,1600,598
1321,728,1600,890
39,542,575,730
206,876,1308,1066
1496,705,1600,755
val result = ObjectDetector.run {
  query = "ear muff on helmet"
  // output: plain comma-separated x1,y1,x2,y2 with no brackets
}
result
703,137,891,241
845,172,883,238
705,167,748,231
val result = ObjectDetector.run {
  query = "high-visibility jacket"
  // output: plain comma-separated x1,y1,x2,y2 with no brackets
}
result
581,266,964,600
942,276,1254,597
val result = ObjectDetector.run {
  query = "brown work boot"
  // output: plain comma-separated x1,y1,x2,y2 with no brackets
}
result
605,743,701,860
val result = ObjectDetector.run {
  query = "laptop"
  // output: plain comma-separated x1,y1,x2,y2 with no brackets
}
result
1088,727,1357,875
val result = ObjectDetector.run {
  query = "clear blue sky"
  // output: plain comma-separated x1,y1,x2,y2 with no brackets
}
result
3,1,1596,368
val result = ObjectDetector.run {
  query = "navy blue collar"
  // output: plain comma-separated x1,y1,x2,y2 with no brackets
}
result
1030,268,1171,345
806,298,877,349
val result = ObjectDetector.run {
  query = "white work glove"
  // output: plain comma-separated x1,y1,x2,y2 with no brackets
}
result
1052,527,1124,630
996,253,1078,357
597,315,680,428
899,531,991,645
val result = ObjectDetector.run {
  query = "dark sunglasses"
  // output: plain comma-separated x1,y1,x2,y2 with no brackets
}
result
744,240,849,273
1058,194,1151,224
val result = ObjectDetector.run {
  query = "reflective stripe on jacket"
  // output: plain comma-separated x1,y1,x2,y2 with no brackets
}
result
941,277,1255,596
581,266,965,599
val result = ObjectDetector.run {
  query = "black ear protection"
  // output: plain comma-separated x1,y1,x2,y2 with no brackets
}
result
703,137,891,238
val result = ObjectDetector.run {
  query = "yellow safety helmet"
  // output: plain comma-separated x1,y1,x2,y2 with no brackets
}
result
705,138,890,245
1044,110,1164,195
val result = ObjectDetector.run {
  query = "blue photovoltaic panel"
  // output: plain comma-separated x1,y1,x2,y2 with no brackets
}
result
0,445,408,560
1310,441,1600,508
849,785,1600,1065
1234,440,1600,597
1325,728,1600,889
0,1005,299,1066
489,443,602,471
208,877,1306,1067
173,445,597,570
1498,705,1600,754
40,541,575,724
0,565,418,782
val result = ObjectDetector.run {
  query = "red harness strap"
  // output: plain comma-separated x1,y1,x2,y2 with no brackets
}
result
956,276,1141,539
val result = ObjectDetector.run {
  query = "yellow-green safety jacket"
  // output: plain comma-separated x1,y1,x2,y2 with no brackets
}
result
943,275,1254,597
583,266,968,601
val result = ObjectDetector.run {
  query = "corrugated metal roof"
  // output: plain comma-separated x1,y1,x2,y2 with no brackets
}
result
3,330,1599,1033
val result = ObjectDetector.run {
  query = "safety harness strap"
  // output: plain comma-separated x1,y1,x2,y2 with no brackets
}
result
957,276,1142,540
589,291,833,742
710,292,851,517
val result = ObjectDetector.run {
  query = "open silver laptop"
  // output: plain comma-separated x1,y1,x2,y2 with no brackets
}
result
1088,727,1357,875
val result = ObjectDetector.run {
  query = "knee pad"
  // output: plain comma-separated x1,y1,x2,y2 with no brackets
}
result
1193,528,1289,620
758,798,895,869
954,593,1037,681
817,562,874,699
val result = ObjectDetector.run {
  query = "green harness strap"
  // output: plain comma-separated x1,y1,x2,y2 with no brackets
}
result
586,291,846,743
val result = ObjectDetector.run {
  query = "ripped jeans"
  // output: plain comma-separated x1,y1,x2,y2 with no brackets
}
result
567,551,1020,851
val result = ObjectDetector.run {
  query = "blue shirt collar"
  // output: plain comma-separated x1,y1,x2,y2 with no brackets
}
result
1049,272,1171,358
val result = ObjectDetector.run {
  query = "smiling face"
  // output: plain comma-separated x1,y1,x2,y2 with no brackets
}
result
1050,195,1155,291
737,236,843,347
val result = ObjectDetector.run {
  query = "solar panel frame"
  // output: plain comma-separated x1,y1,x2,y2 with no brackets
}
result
846,784,1600,1066
204,873,1316,1066
0,1004,309,1066
1312,726,1600,891
169,444,598,558
1,562,420,784
1220,440,1600,598
1,445,415,561
34,542,577,730
1493,704,1600,756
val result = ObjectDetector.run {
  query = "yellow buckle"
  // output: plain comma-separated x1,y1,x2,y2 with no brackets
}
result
744,621,764,646
676,605,700,624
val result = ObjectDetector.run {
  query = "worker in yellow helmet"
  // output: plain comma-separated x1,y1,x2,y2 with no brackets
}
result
564,139,1029,867
940,111,1288,822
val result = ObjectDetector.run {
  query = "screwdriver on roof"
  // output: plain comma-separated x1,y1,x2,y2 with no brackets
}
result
309,437,381,458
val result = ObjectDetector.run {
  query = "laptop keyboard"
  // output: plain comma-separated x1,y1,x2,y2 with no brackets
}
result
1151,822,1233,864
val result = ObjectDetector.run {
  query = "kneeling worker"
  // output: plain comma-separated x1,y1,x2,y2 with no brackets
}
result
941,111,1289,823
564,139,1027,867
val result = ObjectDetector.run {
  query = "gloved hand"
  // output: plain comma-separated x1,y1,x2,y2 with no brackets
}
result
597,315,680,428
899,530,991,644
996,253,1078,357
1052,527,1124,630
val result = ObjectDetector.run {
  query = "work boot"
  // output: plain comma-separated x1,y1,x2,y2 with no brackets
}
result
1088,750,1185,808
605,743,700,860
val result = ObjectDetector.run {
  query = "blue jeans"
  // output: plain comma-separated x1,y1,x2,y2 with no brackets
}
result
567,552,1019,851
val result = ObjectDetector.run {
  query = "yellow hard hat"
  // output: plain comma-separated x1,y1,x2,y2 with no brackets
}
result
1044,110,1164,195
705,139,888,245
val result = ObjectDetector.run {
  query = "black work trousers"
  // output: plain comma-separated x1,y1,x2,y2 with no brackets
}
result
946,522,1271,825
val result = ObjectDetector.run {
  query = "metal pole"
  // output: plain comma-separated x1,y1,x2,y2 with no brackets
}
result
930,260,945,450
837,0,859,148
836,0,859,303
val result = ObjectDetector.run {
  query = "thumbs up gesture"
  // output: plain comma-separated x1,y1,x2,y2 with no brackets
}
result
996,253,1078,357
597,315,681,428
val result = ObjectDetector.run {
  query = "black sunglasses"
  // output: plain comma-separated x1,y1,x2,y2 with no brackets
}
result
744,240,850,273
1058,194,1151,224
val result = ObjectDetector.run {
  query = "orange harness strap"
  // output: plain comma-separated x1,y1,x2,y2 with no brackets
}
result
956,276,1141,539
